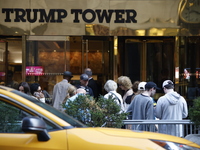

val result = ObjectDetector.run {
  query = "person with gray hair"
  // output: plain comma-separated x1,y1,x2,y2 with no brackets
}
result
155,80,188,137
104,80,124,113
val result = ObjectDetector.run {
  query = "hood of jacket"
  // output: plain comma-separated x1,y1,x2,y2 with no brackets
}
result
165,91,180,105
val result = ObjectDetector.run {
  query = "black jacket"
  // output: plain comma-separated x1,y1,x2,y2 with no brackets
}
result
87,78,99,98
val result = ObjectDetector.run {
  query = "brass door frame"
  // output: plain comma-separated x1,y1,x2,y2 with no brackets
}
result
81,38,89,72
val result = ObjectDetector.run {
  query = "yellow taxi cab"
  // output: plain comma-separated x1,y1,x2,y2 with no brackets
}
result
0,85,199,150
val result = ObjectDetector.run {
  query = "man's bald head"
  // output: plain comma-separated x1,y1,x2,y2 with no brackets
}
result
84,68,92,77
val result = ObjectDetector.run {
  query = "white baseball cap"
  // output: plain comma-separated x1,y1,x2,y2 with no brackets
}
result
138,82,147,90
162,80,174,88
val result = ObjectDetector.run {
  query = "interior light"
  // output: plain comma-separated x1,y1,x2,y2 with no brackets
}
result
14,60,22,63
175,67,179,79
54,50,56,52
114,36,118,55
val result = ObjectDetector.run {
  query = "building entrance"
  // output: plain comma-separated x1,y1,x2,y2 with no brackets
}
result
26,36,113,95
0,36,22,88
118,36,175,98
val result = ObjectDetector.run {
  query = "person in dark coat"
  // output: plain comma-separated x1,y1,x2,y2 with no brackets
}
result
77,73,94,97
84,68,99,98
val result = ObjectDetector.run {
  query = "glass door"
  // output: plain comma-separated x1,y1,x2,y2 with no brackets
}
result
119,37,175,99
179,37,200,103
0,37,22,89
26,36,113,95
0,40,6,86
26,36,70,94
82,36,113,95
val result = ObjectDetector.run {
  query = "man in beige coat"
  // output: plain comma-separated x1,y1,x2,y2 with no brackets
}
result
52,71,73,111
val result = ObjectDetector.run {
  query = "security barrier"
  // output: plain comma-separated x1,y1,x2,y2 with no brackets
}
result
123,120,200,137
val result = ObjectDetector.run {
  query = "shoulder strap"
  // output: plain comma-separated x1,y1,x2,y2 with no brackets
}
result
110,92,121,104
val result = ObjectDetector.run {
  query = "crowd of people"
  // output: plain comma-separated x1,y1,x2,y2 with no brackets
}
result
6,68,188,137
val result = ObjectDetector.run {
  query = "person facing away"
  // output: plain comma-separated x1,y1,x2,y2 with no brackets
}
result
130,81,140,101
136,81,146,94
134,81,157,117
67,85,77,98
77,74,94,97
134,81,157,107
104,80,125,113
126,82,160,131
126,81,144,120
117,76,134,112
30,83,45,103
63,85,77,105
155,80,188,137
84,68,99,99
52,71,73,111
18,82,31,95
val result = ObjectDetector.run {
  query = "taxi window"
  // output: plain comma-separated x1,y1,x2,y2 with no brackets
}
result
0,100,31,133
0,100,58,133
11,90,86,128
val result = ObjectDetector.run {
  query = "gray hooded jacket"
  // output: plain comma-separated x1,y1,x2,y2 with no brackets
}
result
155,91,188,137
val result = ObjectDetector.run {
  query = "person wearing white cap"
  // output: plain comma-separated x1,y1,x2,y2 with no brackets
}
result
137,81,157,108
129,81,147,102
137,81,147,91
155,80,188,137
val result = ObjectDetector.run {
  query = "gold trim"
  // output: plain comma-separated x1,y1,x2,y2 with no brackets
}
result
179,0,200,24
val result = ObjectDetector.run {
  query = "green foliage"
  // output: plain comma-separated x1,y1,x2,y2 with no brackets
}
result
63,95,127,128
189,97,200,126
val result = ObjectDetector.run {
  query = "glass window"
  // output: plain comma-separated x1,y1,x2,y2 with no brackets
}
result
179,37,200,104
0,90,73,133
26,36,113,96
11,90,86,128
0,100,31,133
146,39,175,89
0,99,60,133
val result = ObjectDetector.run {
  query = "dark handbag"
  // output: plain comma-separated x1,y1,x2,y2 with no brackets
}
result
125,93,135,104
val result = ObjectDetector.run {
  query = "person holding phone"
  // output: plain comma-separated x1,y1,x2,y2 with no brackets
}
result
30,83,45,103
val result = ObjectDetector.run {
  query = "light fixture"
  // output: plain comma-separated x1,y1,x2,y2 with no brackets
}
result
114,36,118,55
14,60,22,63
53,50,56,52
